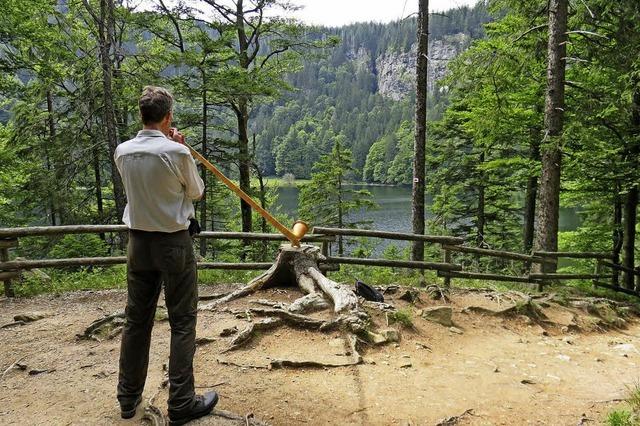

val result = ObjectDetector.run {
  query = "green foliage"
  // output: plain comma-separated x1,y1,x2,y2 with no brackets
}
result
299,136,377,249
48,234,110,259
15,266,127,297
388,308,414,328
607,410,634,426
606,383,640,426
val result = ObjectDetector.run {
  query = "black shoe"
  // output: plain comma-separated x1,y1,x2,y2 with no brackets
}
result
120,395,142,419
169,391,219,426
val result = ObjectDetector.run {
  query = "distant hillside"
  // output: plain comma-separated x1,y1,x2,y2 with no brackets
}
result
251,1,491,180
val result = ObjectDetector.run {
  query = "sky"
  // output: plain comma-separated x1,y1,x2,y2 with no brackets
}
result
286,0,479,27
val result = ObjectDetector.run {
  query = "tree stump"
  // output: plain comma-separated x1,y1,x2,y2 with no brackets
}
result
200,244,366,333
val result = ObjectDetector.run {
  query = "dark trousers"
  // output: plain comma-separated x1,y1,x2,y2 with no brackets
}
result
117,229,198,414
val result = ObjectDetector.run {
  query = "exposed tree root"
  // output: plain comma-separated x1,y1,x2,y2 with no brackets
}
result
220,307,368,352
0,321,25,329
77,312,125,341
288,293,330,313
141,404,167,426
436,408,476,425
223,317,283,353
212,409,269,426
424,285,450,302
199,292,232,301
220,333,362,371
200,245,360,316
1,356,27,381
216,359,268,369
269,358,361,369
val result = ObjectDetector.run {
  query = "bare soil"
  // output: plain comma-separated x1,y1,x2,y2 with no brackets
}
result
1,284,639,425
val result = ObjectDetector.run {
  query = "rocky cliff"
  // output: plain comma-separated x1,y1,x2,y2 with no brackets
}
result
373,33,470,101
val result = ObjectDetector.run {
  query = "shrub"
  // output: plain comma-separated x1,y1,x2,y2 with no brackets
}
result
48,234,109,259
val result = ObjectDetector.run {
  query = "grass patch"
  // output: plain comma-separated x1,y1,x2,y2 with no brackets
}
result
15,265,127,297
198,269,265,286
331,264,435,287
606,383,640,426
607,410,634,426
387,308,414,328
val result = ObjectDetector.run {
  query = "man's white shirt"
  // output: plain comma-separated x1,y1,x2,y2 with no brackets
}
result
115,129,205,232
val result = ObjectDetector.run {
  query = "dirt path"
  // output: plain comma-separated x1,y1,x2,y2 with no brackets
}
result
0,286,639,425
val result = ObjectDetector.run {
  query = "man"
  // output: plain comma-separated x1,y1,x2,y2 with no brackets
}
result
114,86,217,425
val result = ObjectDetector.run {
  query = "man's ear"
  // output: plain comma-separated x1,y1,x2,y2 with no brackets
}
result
164,111,173,126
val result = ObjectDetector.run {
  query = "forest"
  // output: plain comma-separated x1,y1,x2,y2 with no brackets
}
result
2,1,640,425
0,0,638,281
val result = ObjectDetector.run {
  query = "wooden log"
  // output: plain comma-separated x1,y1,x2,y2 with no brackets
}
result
318,263,340,273
533,251,613,260
324,256,462,272
0,257,128,270
197,232,334,243
0,226,334,242
0,239,18,249
0,258,318,272
438,270,538,285
600,260,640,276
0,271,20,280
593,281,640,297
443,244,542,263
0,225,128,238
197,262,272,270
528,273,615,280
312,227,464,245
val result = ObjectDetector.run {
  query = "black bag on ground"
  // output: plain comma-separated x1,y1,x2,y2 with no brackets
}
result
355,279,384,302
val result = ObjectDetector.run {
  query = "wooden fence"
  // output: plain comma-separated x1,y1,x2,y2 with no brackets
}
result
0,225,638,298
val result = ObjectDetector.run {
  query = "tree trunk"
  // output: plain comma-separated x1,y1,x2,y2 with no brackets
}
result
234,0,253,251
253,134,269,261
533,0,567,273
97,0,125,224
337,142,344,256
477,152,485,248
42,130,56,227
523,136,541,254
612,186,623,287
46,90,60,226
236,98,252,258
200,69,208,257
411,0,429,262
623,85,640,289
622,188,637,289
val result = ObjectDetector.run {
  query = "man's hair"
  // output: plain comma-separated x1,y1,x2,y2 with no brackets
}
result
139,86,173,124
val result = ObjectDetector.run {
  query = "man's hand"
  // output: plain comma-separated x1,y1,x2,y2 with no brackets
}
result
168,127,185,145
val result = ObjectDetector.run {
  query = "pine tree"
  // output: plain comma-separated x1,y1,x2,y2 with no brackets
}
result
299,135,376,255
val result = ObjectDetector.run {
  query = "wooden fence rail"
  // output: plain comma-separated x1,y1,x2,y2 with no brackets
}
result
312,227,464,245
0,225,638,298
324,256,462,272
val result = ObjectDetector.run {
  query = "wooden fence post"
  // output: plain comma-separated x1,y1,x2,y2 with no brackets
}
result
321,241,330,276
535,255,545,292
593,260,603,290
0,238,18,297
611,262,620,287
443,248,451,288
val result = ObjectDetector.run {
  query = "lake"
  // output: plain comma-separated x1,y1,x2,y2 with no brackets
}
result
274,184,581,253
